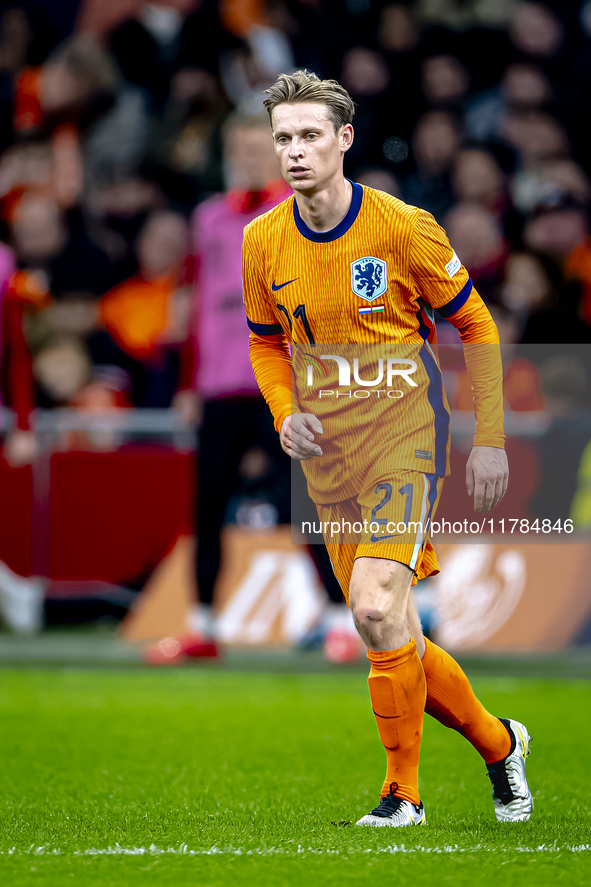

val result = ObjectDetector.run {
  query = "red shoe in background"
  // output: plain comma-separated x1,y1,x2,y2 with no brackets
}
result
183,634,219,659
143,633,220,665
324,627,364,664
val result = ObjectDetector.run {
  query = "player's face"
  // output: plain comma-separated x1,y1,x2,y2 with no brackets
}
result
271,102,353,193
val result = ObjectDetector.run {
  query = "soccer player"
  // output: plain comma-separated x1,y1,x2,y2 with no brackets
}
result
242,70,533,826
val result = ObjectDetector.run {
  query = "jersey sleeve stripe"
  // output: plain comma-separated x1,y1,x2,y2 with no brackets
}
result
247,318,283,335
435,276,473,318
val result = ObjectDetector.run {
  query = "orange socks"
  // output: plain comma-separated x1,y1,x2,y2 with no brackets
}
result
367,639,426,805
421,638,511,764
366,638,510,805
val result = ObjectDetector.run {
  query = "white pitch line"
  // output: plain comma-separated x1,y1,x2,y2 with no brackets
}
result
2,843,591,858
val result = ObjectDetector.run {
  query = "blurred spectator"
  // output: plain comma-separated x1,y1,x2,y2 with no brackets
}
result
89,209,190,407
77,0,168,41
503,62,553,109
33,337,91,408
524,204,587,260
404,110,459,220
14,34,116,137
378,4,421,54
519,262,591,345
0,6,31,153
452,148,505,214
376,4,423,136
418,0,516,29
509,2,565,59
9,190,119,303
340,46,393,170
143,66,230,209
218,21,294,114
466,62,553,142
501,250,554,333
0,141,53,217
179,2,249,67
421,54,469,111
0,7,31,76
511,158,591,216
84,177,162,284
502,111,569,168
109,12,183,109
87,5,242,206
520,197,591,339
342,46,390,98
12,194,66,266
355,167,401,197
443,203,506,298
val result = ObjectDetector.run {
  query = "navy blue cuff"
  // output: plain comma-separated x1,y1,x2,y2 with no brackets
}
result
435,277,473,318
247,318,284,335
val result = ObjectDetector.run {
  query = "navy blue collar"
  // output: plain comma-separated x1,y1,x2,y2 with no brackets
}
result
293,180,363,243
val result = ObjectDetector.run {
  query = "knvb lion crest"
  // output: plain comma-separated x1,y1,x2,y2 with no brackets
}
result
351,256,388,302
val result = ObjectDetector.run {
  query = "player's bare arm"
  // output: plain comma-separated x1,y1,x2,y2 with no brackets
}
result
280,413,323,460
466,445,509,513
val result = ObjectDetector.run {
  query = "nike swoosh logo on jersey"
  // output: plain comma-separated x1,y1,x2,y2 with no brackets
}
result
370,533,404,543
272,278,299,291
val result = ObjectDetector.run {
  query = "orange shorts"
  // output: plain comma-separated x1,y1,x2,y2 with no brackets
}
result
314,470,444,604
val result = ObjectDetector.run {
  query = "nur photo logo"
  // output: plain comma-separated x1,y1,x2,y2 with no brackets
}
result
301,351,418,398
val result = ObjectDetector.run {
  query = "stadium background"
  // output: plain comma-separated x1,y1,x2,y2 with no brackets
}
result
1,0,591,652
1,3,591,885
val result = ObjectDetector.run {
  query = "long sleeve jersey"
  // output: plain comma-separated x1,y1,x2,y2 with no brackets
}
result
242,183,503,502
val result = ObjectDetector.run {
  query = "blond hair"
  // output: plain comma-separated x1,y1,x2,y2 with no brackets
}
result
263,70,355,133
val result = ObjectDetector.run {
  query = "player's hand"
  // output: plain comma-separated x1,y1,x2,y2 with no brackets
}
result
280,413,323,460
466,445,508,513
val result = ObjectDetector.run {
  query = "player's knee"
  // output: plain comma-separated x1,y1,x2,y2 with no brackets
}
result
351,602,405,636
352,605,385,627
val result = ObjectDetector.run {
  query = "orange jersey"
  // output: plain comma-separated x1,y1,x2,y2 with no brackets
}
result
243,183,504,502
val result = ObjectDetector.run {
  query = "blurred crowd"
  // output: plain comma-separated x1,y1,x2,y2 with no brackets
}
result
1,0,591,455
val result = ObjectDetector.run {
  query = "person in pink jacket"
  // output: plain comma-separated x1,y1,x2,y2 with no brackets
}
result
171,113,293,656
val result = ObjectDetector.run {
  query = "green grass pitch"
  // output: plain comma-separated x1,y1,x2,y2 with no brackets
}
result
1,665,590,886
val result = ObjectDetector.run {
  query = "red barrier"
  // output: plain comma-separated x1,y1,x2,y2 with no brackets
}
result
0,446,194,583
0,458,33,577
